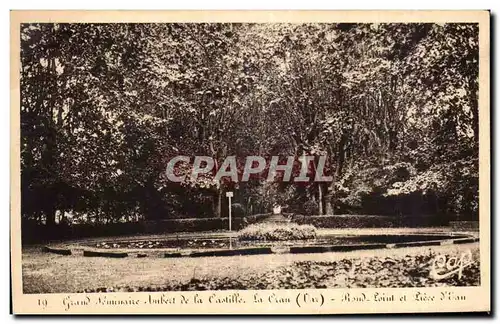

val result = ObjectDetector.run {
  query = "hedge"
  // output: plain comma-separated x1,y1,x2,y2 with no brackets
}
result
22,213,450,244
22,213,271,244
143,213,270,233
289,214,451,228
449,221,479,231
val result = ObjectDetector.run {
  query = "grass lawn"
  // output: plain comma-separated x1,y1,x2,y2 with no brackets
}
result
22,242,480,293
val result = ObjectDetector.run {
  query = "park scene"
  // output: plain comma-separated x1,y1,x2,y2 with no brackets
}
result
20,22,480,293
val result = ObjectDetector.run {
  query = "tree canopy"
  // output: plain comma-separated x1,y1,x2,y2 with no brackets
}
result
20,22,479,226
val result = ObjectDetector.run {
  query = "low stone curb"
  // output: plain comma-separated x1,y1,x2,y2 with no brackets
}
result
289,243,387,254
453,237,479,244
83,250,128,258
165,247,272,258
43,235,479,258
42,246,72,255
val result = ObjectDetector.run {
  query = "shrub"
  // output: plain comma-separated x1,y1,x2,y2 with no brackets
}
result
303,200,319,215
238,223,317,241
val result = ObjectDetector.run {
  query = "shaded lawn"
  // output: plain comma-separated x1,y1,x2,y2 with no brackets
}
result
22,243,479,293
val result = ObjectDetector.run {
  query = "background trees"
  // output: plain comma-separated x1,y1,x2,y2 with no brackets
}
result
20,22,480,227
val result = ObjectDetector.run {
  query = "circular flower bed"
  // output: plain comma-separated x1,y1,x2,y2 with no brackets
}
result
237,223,317,241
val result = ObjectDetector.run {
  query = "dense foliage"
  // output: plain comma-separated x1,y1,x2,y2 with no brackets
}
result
20,23,479,229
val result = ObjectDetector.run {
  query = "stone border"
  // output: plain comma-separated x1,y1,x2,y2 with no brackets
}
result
164,247,272,258
43,234,478,259
83,250,128,258
42,246,71,255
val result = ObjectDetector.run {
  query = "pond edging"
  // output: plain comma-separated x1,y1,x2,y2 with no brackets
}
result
42,233,479,258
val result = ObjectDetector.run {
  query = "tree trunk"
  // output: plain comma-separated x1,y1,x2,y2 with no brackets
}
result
469,87,479,145
218,191,222,218
318,183,323,215
60,209,66,224
44,185,57,226
325,133,347,216
213,190,222,218
325,194,333,215
45,207,56,227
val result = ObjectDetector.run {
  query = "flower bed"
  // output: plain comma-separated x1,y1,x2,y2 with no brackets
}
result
237,223,317,241
78,248,481,292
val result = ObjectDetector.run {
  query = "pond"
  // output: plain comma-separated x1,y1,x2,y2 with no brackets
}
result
87,234,469,250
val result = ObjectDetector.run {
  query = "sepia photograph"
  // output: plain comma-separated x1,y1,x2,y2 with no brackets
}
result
10,10,490,314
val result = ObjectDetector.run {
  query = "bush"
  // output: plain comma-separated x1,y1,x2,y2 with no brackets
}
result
303,200,319,215
238,223,317,241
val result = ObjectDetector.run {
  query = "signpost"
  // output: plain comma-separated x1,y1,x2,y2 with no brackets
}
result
226,191,233,248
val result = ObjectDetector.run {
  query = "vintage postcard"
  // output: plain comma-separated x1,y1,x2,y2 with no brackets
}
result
10,10,490,315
